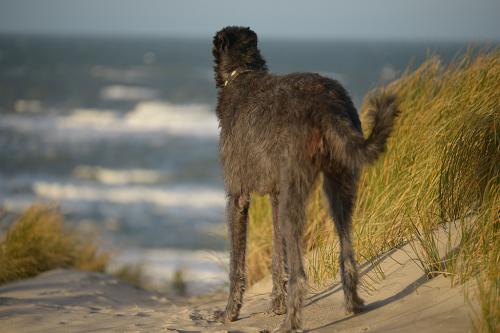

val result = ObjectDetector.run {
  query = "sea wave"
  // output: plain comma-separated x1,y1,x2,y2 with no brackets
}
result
73,166,170,185
1,100,219,139
91,66,151,83
110,248,229,294
61,100,219,136
33,181,225,209
100,85,158,101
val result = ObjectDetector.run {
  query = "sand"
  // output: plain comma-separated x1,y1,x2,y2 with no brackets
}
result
0,226,476,332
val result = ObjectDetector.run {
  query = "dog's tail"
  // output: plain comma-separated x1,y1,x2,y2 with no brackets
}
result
323,90,400,170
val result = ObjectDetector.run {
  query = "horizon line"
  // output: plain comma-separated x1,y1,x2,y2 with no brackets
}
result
0,30,499,45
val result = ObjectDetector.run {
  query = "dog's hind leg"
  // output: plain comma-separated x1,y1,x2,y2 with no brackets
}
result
214,193,250,323
323,170,364,314
275,163,314,332
270,192,288,315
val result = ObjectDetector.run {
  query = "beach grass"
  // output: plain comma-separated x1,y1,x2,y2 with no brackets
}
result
0,205,109,285
246,49,499,331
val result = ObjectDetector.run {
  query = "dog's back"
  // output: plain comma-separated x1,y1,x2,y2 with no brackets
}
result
218,71,368,195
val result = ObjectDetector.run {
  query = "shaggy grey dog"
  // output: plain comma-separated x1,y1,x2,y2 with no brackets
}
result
212,26,399,332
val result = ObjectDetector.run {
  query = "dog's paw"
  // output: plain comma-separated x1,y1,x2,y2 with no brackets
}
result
189,310,203,321
269,294,287,315
212,309,237,323
212,309,227,323
345,296,365,314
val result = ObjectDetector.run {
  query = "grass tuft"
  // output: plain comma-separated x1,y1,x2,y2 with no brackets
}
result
0,205,109,284
246,49,499,331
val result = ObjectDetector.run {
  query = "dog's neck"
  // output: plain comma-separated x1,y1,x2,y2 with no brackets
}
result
214,51,268,89
223,69,258,87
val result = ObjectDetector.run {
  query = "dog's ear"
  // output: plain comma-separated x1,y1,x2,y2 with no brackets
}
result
213,30,233,52
244,28,258,47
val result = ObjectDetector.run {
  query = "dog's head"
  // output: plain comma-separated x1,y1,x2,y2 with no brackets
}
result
212,26,267,88
213,26,258,54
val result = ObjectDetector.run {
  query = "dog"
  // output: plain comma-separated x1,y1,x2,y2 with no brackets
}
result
212,26,399,332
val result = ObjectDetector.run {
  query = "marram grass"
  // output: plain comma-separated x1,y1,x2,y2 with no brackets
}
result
247,49,499,331
0,205,109,284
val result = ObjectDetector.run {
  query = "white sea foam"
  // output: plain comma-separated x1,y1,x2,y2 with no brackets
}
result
100,85,158,101
110,248,229,294
32,181,225,209
123,100,218,134
1,195,38,213
62,101,218,136
380,64,398,82
14,99,42,113
91,66,150,83
73,166,169,185
61,109,118,126
1,100,219,139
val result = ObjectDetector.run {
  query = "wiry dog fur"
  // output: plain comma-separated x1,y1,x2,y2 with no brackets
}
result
212,26,400,332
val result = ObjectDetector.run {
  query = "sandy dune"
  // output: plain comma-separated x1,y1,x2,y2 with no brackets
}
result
0,230,475,333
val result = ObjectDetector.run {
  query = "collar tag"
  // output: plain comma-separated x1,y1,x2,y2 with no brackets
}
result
224,70,238,86
224,69,256,87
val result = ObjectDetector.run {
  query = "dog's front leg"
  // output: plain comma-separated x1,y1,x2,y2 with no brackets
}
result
270,192,288,315
214,193,250,323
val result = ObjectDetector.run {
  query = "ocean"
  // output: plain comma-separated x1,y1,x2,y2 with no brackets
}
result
0,34,472,293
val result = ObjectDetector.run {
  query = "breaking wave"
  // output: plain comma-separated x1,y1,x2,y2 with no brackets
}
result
1,100,219,140
33,181,225,209
73,166,170,185
110,248,229,294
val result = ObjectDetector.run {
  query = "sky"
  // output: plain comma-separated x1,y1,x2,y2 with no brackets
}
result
0,0,499,41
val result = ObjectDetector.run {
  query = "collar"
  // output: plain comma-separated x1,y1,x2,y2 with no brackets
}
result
224,69,255,87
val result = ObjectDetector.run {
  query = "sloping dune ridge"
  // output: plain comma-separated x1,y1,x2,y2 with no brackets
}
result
0,224,475,333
